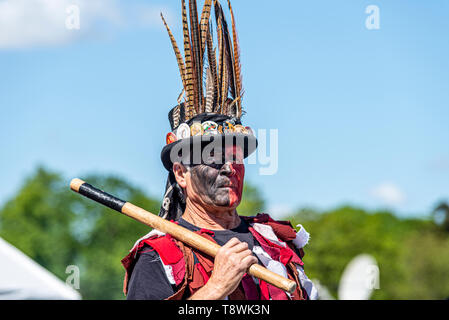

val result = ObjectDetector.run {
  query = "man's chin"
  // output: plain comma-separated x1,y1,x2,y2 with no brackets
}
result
211,198,241,209
212,201,238,208
207,188,242,208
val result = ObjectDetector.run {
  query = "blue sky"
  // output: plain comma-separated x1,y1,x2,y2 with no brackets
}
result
1,0,448,219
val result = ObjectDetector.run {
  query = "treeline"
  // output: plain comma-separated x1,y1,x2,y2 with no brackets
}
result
0,166,448,299
0,166,264,300
288,206,449,299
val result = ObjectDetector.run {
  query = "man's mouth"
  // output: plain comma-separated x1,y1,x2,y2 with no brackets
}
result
217,177,240,190
219,182,237,190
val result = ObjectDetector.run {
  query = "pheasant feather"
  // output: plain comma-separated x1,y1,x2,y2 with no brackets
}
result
206,23,219,111
218,2,236,100
182,0,195,119
205,67,214,113
200,0,213,58
160,13,186,92
162,0,245,120
227,0,242,117
214,1,226,111
189,0,203,113
220,51,229,113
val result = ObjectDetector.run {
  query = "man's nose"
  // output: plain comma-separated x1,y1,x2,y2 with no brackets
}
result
220,162,236,176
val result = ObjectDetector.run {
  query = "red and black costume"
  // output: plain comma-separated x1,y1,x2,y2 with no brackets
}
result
122,214,317,300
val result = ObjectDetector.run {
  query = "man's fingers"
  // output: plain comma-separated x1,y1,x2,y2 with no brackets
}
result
236,249,257,269
221,238,249,252
228,241,249,253
240,254,259,270
222,237,241,248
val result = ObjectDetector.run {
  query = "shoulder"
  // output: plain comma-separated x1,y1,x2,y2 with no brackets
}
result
133,232,184,266
134,243,161,261
123,230,184,280
127,232,186,287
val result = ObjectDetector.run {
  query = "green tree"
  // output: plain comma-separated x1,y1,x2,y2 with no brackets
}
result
288,206,438,299
0,167,78,280
433,201,449,233
0,166,159,299
399,231,449,299
69,174,160,300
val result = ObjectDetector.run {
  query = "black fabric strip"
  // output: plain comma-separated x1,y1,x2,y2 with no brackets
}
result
78,183,126,212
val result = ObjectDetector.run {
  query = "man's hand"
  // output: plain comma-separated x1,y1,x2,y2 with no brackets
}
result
188,237,258,300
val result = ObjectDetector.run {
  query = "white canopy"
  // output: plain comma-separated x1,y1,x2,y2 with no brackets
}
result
338,254,379,300
0,237,81,300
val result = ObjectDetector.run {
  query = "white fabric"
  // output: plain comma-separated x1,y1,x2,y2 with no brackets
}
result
292,224,310,249
250,221,317,300
296,265,319,300
252,223,286,247
159,260,176,285
252,245,288,279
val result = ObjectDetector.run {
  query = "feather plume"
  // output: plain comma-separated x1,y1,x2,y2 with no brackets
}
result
173,104,181,128
215,1,236,114
214,1,223,104
227,0,242,117
200,0,213,58
205,67,214,113
182,0,195,119
177,89,185,104
206,22,219,111
162,0,245,119
227,95,241,117
220,4,236,101
214,1,227,112
220,52,229,113
161,13,187,92
189,0,203,113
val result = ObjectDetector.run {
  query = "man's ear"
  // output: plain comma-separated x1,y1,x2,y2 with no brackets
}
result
172,162,188,188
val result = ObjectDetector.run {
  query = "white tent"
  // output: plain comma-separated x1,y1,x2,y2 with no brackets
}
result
0,237,81,300
338,254,379,300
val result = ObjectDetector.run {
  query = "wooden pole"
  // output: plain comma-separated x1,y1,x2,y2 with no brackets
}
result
70,178,297,294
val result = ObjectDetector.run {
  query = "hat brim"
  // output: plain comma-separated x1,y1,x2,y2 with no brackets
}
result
161,133,258,171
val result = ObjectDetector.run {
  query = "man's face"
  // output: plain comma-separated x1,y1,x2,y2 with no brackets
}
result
185,145,245,209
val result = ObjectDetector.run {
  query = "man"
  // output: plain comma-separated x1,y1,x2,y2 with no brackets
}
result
121,0,317,300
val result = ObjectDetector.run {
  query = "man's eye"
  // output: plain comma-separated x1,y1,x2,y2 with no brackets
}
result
203,155,221,164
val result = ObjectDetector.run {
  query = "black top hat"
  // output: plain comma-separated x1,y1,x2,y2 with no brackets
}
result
161,108,257,171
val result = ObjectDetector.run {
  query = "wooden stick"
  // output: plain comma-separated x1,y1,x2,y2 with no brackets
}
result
70,178,297,294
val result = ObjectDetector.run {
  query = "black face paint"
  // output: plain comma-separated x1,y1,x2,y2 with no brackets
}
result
188,146,245,208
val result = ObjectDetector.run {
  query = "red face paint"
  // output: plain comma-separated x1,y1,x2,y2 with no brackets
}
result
227,162,245,207
225,145,245,207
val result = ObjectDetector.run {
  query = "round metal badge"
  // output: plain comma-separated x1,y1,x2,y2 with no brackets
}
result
202,121,219,135
176,123,191,140
223,121,235,133
234,124,246,133
166,132,177,145
190,122,204,136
